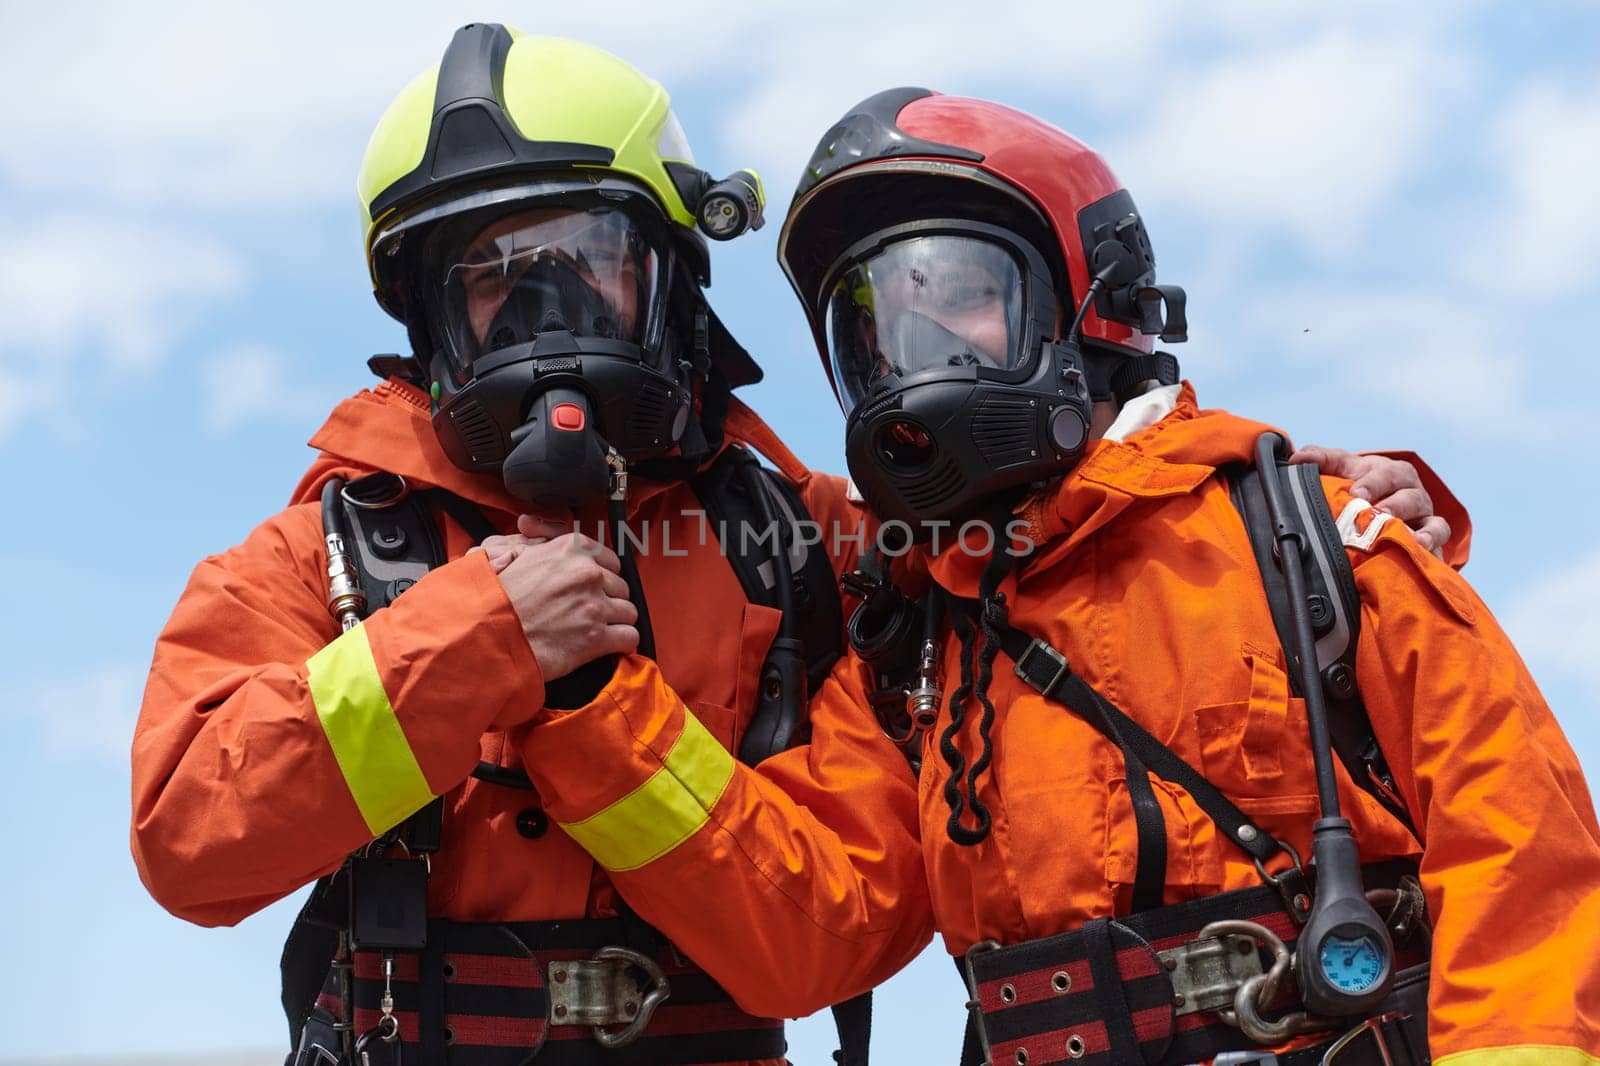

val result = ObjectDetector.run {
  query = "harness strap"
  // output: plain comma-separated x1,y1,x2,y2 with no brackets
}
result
419,486,500,544
1082,917,1147,1063
993,619,1283,873
830,991,872,1066
1082,682,1170,914
417,932,447,1064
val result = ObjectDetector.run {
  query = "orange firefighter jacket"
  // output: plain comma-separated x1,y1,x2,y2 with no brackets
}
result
129,378,931,1043
808,382,1595,1064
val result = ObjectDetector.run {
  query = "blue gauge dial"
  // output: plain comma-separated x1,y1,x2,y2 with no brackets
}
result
1318,933,1384,994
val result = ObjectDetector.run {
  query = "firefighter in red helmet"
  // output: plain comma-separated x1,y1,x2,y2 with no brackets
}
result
773,89,1600,1065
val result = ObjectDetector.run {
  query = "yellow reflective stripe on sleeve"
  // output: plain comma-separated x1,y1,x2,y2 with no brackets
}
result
1436,1048,1600,1066
559,709,735,872
307,625,434,836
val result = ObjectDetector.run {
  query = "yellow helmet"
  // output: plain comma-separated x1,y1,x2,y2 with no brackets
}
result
355,24,766,498
359,24,763,321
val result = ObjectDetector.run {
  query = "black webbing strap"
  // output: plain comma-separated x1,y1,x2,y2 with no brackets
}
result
417,933,447,1065
1082,918,1145,1063
1109,351,1180,397
830,991,872,1066
1082,681,1168,914
281,869,349,1050
947,596,1165,911
993,623,1283,877
420,486,500,544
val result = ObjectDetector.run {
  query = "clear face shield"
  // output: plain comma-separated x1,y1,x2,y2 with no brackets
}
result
423,205,663,376
824,235,1028,415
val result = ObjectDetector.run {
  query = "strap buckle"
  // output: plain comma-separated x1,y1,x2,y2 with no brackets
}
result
960,939,1002,1066
548,946,672,1049
1319,1011,1405,1066
1252,838,1311,925
1013,638,1071,695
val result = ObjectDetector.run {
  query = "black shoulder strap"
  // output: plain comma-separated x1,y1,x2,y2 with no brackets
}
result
689,446,845,715
689,447,866,1061
337,473,449,612
969,612,1311,922
283,475,474,1052
1229,461,1414,831
279,868,348,1051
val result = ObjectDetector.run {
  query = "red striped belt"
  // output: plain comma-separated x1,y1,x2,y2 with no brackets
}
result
963,868,1428,1066
315,917,784,1065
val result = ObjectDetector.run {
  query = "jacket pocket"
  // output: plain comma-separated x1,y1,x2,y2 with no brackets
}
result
1195,645,1316,796
1104,775,1226,895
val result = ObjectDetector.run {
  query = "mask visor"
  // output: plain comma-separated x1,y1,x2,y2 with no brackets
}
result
427,205,661,374
824,235,1026,414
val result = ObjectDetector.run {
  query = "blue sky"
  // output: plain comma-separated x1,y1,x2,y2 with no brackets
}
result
2,1,1598,1061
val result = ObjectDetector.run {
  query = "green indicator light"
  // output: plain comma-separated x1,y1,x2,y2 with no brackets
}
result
430,381,441,401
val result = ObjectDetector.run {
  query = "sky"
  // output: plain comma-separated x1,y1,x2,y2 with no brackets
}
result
1,0,1598,1061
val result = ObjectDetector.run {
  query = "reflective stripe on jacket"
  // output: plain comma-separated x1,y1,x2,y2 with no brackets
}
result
130,378,931,1050
807,382,1596,1064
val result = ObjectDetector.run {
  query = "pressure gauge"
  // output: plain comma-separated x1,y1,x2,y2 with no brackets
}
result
1317,932,1386,995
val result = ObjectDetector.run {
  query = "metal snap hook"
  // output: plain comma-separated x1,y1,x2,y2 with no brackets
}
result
589,946,671,1049
1251,838,1304,888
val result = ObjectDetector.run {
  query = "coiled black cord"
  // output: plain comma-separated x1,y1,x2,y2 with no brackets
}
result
939,519,1020,845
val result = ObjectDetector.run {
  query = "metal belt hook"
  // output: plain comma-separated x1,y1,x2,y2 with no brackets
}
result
1197,919,1327,1045
590,947,672,1049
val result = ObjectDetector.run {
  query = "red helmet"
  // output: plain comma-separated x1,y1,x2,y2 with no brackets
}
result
777,89,1186,527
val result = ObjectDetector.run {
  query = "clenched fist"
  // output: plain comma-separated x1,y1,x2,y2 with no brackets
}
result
482,528,639,680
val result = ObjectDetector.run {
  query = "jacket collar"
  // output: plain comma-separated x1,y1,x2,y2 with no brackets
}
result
927,382,1283,596
289,378,793,519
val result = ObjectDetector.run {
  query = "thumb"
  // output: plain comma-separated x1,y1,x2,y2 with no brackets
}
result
518,514,573,540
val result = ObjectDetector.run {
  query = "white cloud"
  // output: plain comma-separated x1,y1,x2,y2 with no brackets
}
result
10,662,147,763
1475,75,1600,297
711,0,1176,195
0,368,55,441
200,342,326,432
1241,283,1568,443
0,214,246,442
0,1,1479,228
1110,31,1469,256
0,214,244,371
1505,547,1600,698
1499,547,1600,792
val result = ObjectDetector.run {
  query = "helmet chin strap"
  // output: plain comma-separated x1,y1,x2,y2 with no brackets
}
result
1082,345,1181,403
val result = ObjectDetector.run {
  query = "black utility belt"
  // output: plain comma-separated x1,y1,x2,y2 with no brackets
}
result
304,917,784,1066
963,872,1430,1066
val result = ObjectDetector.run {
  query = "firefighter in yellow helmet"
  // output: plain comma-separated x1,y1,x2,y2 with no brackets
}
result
134,24,927,1066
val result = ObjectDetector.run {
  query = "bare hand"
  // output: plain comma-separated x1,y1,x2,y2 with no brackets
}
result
492,529,639,679
472,531,550,574
1290,445,1451,557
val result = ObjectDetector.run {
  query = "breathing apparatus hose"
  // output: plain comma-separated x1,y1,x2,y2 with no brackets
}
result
1254,432,1395,1018
606,451,656,659
939,513,1018,845
320,478,366,632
